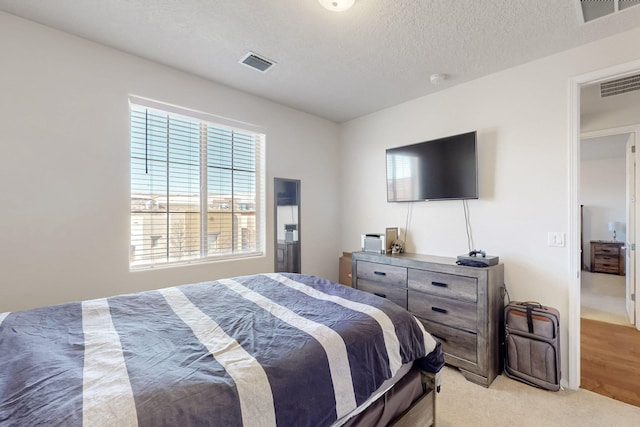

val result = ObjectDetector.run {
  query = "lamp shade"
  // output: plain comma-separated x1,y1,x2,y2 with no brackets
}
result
608,221,624,231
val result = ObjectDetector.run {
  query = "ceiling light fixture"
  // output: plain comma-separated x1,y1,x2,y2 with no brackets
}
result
318,0,355,12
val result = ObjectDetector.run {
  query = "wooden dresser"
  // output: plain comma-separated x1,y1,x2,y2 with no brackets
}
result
590,241,625,275
352,252,504,387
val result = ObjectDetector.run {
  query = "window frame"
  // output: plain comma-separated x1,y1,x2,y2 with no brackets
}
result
129,96,266,270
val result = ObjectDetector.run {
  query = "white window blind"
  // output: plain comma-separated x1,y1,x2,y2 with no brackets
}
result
130,100,265,269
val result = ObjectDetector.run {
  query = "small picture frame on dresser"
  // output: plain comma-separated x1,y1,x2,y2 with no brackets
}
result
386,227,398,253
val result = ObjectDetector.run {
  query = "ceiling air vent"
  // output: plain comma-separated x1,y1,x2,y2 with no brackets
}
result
600,74,640,97
579,0,640,23
240,52,276,73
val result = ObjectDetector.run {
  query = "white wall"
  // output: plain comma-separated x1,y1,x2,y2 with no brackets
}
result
580,137,627,266
582,91,640,132
339,26,640,385
0,12,341,312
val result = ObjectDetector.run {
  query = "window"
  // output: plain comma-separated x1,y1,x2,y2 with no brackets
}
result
129,97,265,269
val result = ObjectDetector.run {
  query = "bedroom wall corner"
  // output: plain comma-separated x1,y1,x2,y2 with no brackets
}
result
0,11,341,312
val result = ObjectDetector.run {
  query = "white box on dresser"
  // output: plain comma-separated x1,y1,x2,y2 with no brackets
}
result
352,252,505,387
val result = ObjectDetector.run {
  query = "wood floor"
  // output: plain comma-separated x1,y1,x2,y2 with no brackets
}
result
581,318,640,407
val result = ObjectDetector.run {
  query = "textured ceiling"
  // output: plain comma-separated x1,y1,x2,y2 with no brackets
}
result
2,0,640,123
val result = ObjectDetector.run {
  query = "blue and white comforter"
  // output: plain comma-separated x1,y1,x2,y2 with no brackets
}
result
0,273,439,427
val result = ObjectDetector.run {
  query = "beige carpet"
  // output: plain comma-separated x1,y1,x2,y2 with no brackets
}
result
581,270,630,326
436,366,640,426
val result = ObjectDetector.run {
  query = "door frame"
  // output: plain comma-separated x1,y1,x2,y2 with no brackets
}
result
626,132,637,326
569,59,640,390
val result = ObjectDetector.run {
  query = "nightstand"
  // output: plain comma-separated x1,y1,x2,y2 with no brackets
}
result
590,241,625,275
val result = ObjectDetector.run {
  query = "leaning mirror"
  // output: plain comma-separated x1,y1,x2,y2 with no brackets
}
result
274,178,301,273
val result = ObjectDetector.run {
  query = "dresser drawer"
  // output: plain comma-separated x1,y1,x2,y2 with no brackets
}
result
594,258,620,274
419,318,477,363
593,244,620,256
408,291,477,332
357,280,407,308
356,261,407,288
408,269,477,303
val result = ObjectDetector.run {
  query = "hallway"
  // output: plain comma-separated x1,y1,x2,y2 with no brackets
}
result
581,270,629,326
581,317,640,407
581,270,638,407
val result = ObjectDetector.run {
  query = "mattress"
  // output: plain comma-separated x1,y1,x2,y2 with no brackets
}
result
0,273,441,426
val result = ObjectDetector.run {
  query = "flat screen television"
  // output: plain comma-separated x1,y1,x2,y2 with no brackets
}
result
386,131,478,202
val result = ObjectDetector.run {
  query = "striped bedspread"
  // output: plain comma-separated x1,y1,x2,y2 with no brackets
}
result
0,273,439,427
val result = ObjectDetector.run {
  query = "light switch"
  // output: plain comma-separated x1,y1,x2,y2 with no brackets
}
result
547,232,565,247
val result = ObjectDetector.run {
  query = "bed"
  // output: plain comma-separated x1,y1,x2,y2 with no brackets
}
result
0,273,443,426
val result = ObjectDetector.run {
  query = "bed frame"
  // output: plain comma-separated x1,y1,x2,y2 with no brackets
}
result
346,369,437,427
391,370,437,427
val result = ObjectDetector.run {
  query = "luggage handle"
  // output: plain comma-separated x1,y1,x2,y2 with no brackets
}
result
511,301,547,333
518,301,547,310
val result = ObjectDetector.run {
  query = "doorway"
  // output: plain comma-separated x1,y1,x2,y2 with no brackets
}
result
580,131,635,327
569,60,640,392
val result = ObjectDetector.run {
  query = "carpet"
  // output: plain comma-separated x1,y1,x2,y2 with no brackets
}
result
581,270,630,326
436,366,640,426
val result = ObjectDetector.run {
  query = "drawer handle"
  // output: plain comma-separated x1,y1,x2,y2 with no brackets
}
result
374,271,387,276
374,292,387,298
432,307,448,314
431,334,447,343
431,281,448,288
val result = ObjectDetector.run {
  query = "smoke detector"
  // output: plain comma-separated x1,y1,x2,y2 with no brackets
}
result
430,74,448,85
240,52,276,73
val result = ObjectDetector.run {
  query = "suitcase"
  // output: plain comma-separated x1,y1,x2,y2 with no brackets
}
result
504,301,561,391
